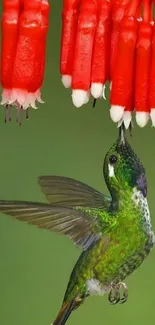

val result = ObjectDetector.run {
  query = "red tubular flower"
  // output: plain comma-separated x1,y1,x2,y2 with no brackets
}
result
149,25,155,126
10,0,42,109
134,17,152,127
1,0,21,106
120,3,141,129
110,0,140,123
2,0,155,128
60,0,80,89
25,0,50,108
90,0,112,100
71,0,98,107
110,0,130,81
1,0,50,123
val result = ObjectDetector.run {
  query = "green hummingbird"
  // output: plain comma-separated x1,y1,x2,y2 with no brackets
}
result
0,125,154,325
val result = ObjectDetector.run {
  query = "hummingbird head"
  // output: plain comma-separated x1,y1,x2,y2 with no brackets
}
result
103,124,147,203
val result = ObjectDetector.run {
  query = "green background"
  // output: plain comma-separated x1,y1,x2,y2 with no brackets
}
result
0,1,155,325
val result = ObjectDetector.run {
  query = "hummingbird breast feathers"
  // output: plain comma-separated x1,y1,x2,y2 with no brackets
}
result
86,279,109,296
132,187,152,230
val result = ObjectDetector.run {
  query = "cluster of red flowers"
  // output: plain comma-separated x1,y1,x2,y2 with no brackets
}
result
1,0,155,128
0,0,50,122
60,0,155,128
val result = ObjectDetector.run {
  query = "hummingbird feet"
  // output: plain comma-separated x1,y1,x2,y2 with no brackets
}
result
108,282,128,305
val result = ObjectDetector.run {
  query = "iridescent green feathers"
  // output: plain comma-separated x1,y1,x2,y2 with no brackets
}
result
103,126,147,200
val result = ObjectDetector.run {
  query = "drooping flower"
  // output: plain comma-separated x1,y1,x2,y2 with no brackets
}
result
1,0,50,123
110,0,140,123
90,0,112,100
71,0,98,107
60,0,80,88
60,0,155,128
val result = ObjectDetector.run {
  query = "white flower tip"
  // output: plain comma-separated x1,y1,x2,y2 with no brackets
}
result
150,108,155,127
1,99,7,105
136,111,149,127
35,89,44,103
102,84,106,100
117,118,123,128
1,89,11,105
123,111,132,129
84,90,90,104
1,98,8,105
110,105,125,122
10,89,28,106
72,89,87,108
31,102,38,109
90,82,103,99
62,75,72,88
22,92,38,110
37,96,44,104
137,17,142,22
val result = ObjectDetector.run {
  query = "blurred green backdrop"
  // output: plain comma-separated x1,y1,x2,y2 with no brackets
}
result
0,1,155,325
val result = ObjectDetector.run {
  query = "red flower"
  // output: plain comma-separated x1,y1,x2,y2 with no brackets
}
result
60,0,155,128
1,0,50,123
1,0,155,128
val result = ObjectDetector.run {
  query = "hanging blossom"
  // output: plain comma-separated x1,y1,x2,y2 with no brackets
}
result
60,0,155,128
0,0,50,123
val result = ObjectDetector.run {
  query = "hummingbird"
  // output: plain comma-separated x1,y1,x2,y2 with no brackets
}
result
0,124,154,325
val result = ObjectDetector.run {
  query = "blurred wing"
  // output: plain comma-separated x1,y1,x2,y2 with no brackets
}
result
38,176,111,208
0,200,102,250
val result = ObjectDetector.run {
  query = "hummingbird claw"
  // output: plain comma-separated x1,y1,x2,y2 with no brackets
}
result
108,282,128,305
108,285,120,305
117,282,128,304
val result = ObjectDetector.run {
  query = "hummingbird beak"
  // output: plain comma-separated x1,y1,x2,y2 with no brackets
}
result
118,122,126,146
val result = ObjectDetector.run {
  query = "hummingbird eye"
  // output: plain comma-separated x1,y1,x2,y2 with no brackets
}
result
109,155,117,165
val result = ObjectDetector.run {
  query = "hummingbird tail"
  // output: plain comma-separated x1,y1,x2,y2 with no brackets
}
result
52,298,81,325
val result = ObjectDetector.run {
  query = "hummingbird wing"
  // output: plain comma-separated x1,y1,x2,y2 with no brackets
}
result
38,175,111,208
0,200,110,250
